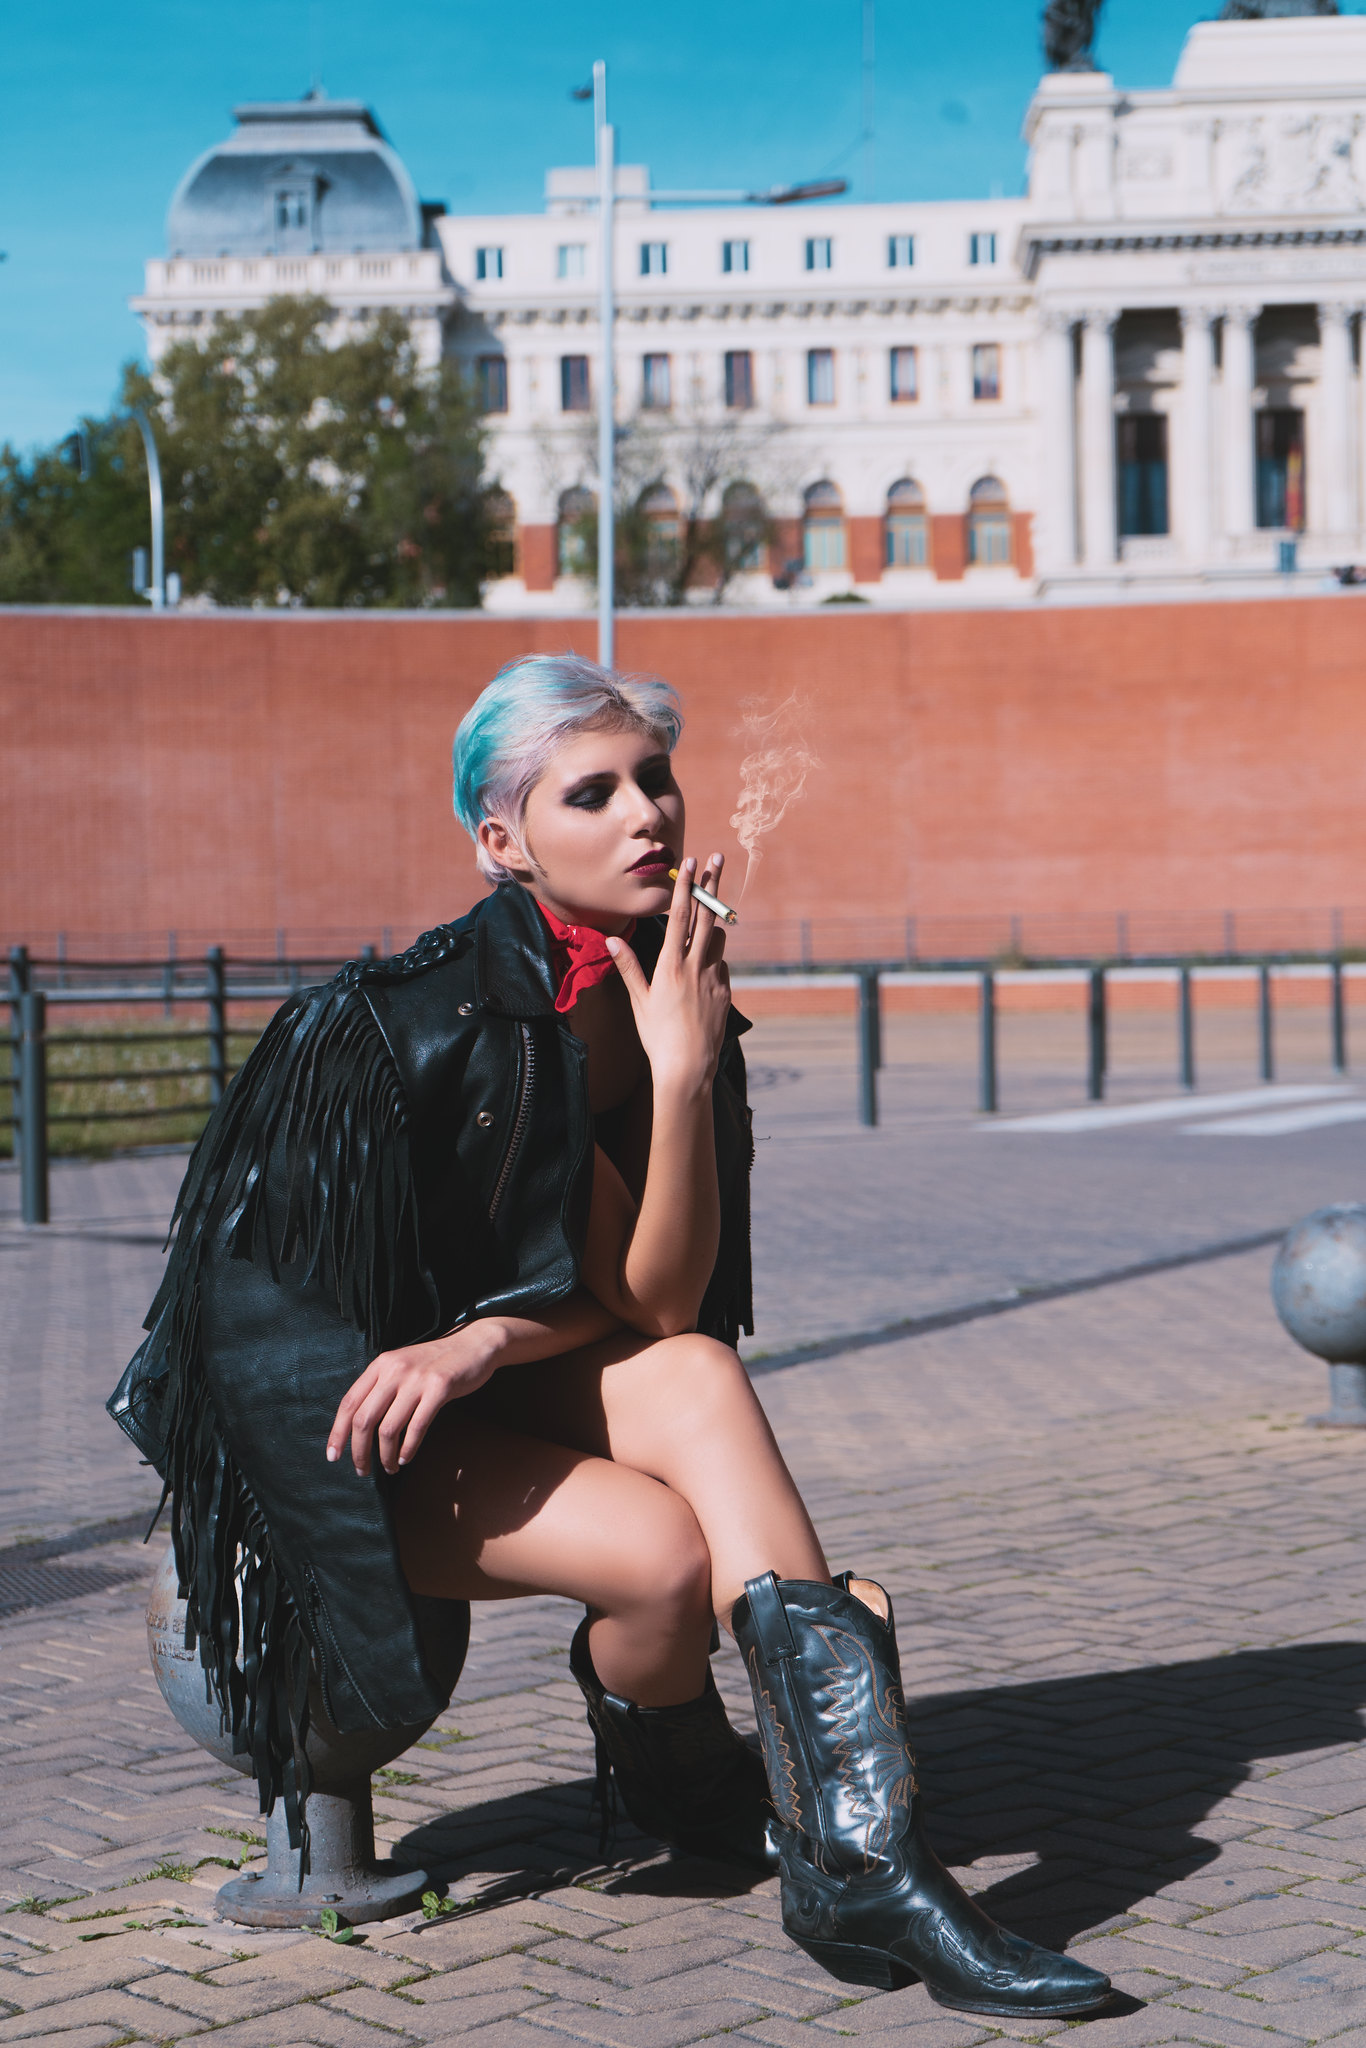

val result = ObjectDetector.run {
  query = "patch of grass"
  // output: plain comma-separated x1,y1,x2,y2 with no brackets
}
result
127,1858,196,1886
205,1825,266,1848
0,1023,262,1160
375,1769,420,1786
6,1893,81,1917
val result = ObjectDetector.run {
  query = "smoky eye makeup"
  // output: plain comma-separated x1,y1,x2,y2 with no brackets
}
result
563,776,615,810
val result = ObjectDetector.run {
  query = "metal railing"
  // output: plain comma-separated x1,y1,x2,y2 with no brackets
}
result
3,943,1357,1223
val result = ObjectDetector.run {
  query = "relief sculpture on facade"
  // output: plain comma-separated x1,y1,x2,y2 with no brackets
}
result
1222,111,1365,213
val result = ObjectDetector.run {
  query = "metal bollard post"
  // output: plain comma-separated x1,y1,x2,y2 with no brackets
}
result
1332,957,1348,1073
8,945,30,1142
1259,962,1274,1082
1179,964,1196,1091
1087,965,1107,1102
979,969,998,1114
206,947,227,1106
857,970,880,1128
19,992,49,1226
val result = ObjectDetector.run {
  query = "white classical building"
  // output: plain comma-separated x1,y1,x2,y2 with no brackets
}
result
135,13,1366,607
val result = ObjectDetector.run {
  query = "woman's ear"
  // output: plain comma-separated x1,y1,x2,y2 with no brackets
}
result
478,816,535,881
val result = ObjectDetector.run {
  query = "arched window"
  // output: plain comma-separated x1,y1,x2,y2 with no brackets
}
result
638,483,682,574
485,490,517,579
967,476,1013,566
884,479,928,568
557,486,596,575
803,481,845,572
720,481,767,573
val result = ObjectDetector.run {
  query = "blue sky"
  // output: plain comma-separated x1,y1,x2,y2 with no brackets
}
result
3,1,1352,449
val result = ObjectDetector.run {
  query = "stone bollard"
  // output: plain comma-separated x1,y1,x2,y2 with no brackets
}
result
1271,1204,1366,1429
147,1544,434,1927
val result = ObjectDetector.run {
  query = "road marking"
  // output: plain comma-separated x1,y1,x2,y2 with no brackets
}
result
1184,1100,1366,1137
985,1085,1353,1134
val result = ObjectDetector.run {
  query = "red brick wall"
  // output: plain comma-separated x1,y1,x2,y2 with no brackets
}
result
4,597,1366,947
519,525,557,593
847,517,884,584
930,515,967,581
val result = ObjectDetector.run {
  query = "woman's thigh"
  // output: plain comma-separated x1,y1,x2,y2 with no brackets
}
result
394,1403,710,1613
474,1332,827,1608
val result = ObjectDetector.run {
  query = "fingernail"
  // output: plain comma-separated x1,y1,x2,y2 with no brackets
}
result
685,856,697,873
326,1446,338,1462
605,936,619,954
398,1454,409,1466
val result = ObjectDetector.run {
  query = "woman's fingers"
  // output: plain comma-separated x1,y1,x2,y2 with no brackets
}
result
663,857,697,955
328,1363,379,1462
376,1383,425,1475
605,933,649,1004
398,1388,450,1468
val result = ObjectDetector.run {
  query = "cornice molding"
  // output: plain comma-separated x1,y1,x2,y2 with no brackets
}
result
1022,220,1366,281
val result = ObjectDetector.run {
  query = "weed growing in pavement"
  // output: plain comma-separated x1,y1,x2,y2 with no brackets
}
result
8,1895,81,1916
375,1768,420,1785
205,1825,266,1848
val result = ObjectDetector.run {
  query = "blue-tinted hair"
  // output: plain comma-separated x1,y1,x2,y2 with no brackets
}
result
453,653,683,882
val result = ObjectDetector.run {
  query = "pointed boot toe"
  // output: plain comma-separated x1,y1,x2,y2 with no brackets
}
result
734,1572,1113,2019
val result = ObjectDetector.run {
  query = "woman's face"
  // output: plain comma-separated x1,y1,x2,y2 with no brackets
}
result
478,722,686,932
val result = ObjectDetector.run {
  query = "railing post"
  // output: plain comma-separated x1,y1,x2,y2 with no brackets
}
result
19,991,48,1226
8,945,30,1142
206,947,227,1106
857,970,880,1128
1259,962,1274,1082
1087,965,1107,1102
1332,956,1348,1073
979,968,998,1114
1179,963,1196,1091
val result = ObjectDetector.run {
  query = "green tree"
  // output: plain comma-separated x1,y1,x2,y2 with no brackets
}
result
0,297,497,608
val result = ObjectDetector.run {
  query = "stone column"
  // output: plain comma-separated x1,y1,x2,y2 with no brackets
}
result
1037,310,1077,571
1222,307,1258,539
1180,306,1216,562
1319,302,1355,537
1080,309,1117,568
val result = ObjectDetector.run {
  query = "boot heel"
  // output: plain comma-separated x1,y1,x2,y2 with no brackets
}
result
793,1936,912,1991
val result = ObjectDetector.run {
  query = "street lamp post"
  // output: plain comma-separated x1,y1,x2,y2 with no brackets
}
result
581,61,844,670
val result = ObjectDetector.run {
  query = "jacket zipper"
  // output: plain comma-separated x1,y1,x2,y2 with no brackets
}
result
488,1022,535,1222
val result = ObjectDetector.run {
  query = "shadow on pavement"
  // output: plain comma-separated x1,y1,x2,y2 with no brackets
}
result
915,1642,1366,1950
396,1643,1366,1957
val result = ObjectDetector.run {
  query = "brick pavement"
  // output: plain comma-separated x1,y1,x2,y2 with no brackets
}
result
4,1026,1366,2043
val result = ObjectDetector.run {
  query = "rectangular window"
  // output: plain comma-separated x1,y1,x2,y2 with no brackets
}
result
640,241,668,276
1256,408,1306,530
560,355,590,412
1117,415,1169,536
807,348,835,405
557,243,587,280
971,343,1001,401
890,347,918,403
477,355,508,414
724,350,754,409
805,237,833,272
475,246,504,281
887,234,914,269
722,239,750,274
642,353,671,410
968,231,997,266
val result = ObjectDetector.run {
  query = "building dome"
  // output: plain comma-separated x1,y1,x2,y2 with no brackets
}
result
166,94,437,258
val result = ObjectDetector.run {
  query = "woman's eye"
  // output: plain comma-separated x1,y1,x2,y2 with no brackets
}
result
567,784,611,810
639,770,675,799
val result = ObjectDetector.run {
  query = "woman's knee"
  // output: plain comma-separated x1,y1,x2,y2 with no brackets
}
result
649,1333,752,1423
621,1490,712,1625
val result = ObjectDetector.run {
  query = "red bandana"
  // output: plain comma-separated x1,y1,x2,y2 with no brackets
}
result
537,903,637,1015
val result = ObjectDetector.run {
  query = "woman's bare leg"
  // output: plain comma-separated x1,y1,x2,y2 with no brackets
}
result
395,1407,715,1705
477,1331,830,1626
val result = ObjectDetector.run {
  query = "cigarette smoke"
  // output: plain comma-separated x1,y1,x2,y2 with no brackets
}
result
729,694,821,897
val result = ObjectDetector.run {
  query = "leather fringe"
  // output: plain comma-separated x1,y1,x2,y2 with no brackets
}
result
137,980,426,1860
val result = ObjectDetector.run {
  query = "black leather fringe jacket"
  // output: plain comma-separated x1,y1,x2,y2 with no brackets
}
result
107,885,755,1848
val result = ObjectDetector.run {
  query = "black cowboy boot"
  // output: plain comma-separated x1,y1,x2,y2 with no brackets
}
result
570,1617,777,1873
732,1572,1112,2018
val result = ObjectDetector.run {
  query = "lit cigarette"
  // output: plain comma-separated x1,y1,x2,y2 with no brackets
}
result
669,867,738,925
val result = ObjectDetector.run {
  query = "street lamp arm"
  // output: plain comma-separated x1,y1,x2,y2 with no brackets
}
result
130,408,165,612
602,179,850,206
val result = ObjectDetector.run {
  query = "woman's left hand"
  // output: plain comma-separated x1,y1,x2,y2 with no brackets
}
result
327,1321,507,1477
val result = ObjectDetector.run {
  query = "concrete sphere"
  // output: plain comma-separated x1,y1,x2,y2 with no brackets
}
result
1272,1204,1366,1363
146,1543,435,1786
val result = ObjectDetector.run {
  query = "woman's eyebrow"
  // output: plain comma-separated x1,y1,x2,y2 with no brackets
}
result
561,769,619,799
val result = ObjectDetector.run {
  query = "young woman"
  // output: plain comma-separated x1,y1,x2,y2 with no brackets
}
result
111,656,1109,2019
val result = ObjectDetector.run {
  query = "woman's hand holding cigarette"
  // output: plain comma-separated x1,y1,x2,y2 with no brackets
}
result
606,854,731,1096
